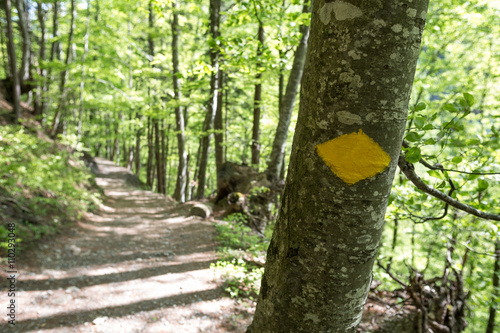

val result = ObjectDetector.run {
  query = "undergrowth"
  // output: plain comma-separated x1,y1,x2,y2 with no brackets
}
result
0,125,101,255
212,213,273,300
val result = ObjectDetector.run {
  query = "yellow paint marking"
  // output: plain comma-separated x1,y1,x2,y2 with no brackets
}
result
315,129,391,185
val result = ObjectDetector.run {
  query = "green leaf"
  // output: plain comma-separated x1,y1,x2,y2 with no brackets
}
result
414,102,427,111
414,116,426,129
422,124,434,130
468,174,480,181
427,170,443,179
423,138,437,145
463,92,475,106
478,179,489,191
452,156,463,164
443,103,457,112
405,147,421,163
406,132,421,142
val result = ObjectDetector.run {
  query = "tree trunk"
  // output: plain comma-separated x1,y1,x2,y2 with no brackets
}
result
266,0,310,182
50,1,60,62
165,124,171,194
196,0,221,199
251,22,264,170
147,117,154,189
160,120,166,194
185,153,191,202
247,1,429,332
135,129,142,176
486,239,500,333
76,0,91,145
14,0,31,85
34,1,46,117
146,1,156,189
50,0,76,137
3,0,21,121
214,68,224,177
154,119,162,193
172,0,187,202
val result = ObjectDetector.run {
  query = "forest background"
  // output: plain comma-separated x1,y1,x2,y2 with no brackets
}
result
0,0,499,331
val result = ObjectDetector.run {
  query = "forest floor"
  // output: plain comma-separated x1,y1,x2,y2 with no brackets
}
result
0,158,254,332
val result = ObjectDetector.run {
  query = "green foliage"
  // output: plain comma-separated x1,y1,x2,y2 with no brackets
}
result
0,125,100,253
212,213,271,299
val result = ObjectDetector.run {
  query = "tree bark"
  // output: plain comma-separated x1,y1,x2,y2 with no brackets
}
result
146,118,153,188
486,239,500,333
76,0,91,145
214,68,224,177
50,1,60,62
247,1,429,331
196,0,221,199
34,1,46,117
14,0,31,85
146,0,156,189
160,120,166,194
154,119,162,193
172,0,187,202
135,129,142,176
3,0,21,121
50,0,76,137
251,22,264,170
266,0,310,182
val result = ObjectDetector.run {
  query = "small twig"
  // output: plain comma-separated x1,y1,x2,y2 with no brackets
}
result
377,260,408,287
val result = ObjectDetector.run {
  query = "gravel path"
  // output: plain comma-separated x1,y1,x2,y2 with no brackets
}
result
1,158,252,332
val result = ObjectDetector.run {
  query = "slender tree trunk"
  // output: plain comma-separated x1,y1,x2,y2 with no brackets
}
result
224,73,229,162
172,0,187,202
76,0,91,145
196,0,221,199
486,239,500,333
214,67,224,176
251,22,264,170
50,1,60,62
165,124,171,194
34,2,46,117
154,119,162,193
135,129,142,176
160,120,166,194
247,1,429,331
147,117,154,189
3,0,21,121
266,0,310,182
185,153,191,202
146,1,156,189
14,0,30,85
50,0,76,137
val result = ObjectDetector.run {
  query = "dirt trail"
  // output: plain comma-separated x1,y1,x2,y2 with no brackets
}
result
1,158,252,332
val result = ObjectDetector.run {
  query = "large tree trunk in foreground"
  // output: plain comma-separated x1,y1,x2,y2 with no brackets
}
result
247,1,429,332
266,1,310,183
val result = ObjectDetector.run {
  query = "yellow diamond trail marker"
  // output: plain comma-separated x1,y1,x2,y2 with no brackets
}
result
315,129,391,185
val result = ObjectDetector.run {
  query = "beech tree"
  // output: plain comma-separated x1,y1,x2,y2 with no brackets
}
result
247,0,430,331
